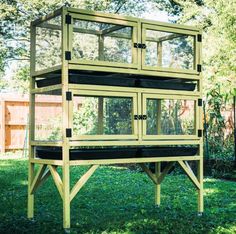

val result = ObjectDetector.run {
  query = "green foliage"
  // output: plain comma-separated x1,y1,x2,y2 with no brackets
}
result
73,97,132,136
176,0,236,100
103,98,132,135
73,97,98,135
0,159,236,233
11,66,30,93
0,0,173,91
175,0,235,166
147,99,194,135
204,84,234,162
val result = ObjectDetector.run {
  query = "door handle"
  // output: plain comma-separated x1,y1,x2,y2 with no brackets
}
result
134,115,147,120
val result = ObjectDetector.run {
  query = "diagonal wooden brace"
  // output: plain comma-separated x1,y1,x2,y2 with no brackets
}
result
48,165,63,199
70,165,99,202
31,166,54,194
40,167,52,185
178,160,200,190
30,164,47,194
157,162,175,184
139,163,157,184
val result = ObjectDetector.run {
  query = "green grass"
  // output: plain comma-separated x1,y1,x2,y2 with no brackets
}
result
0,160,236,234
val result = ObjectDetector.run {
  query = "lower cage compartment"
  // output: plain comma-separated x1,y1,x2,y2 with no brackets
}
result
36,146,198,160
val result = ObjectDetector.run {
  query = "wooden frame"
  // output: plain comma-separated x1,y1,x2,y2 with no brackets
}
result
69,13,139,70
28,6,204,230
69,89,139,141
142,93,200,140
30,6,202,80
141,23,200,75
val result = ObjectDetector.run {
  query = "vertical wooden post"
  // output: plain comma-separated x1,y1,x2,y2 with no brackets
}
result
197,153,204,214
155,97,162,205
98,35,104,61
157,41,162,67
98,98,104,134
0,100,6,153
198,33,204,213
62,8,71,229
155,162,161,206
62,145,70,229
28,22,36,219
157,99,161,134
98,35,104,135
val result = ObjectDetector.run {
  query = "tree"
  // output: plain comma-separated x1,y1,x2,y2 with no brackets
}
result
171,0,235,97
173,0,236,159
0,0,173,92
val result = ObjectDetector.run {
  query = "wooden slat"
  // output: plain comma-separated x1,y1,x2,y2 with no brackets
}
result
30,164,47,194
157,162,175,184
178,160,200,189
0,100,5,153
70,156,201,166
139,163,157,184
70,165,99,201
48,165,63,199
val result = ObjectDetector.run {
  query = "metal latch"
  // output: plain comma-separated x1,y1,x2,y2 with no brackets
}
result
134,115,147,120
134,43,146,49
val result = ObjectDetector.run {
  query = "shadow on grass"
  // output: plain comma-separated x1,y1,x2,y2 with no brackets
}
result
0,159,235,234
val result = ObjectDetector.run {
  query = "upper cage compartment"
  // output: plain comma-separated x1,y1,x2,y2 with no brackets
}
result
31,7,202,80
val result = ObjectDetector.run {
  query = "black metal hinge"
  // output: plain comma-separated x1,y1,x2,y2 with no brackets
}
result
65,51,71,60
134,115,147,120
65,14,71,24
197,64,202,72
66,128,72,138
198,98,203,107
197,34,202,42
198,129,202,137
134,43,146,49
66,91,72,101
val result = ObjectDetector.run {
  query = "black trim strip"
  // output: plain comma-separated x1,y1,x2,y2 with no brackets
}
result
65,51,71,60
197,34,202,42
66,128,72,138
65,14,71,24
197,64,202,72
198,129,202,137
198,99,202,107
66,91,72,101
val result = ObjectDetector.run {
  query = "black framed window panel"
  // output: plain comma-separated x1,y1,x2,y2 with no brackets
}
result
141,23,200,75
69,89,139,141
68,13,139,70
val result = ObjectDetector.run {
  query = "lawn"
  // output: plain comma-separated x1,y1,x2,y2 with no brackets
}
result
0,159,235,234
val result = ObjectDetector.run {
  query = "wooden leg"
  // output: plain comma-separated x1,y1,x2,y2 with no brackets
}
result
197,158,204,214
155,162,161,206
63,147,70,229
27,161,35,219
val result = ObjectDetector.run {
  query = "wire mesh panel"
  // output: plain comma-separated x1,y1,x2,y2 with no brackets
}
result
35,15,62,71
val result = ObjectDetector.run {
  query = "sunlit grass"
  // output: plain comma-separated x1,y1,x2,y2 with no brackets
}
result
0,159,235,234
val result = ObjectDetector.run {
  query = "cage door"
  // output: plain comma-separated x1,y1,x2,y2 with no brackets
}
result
142,93,200,140
141,23,200,75
68,13,139,70
69,89,139,141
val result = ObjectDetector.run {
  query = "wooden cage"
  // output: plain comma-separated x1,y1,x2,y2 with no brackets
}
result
28,7,203,229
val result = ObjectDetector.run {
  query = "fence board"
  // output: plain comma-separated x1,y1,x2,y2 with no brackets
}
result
0,94,62,154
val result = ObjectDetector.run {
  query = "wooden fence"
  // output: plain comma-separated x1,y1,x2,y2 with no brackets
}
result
0,93,61,153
